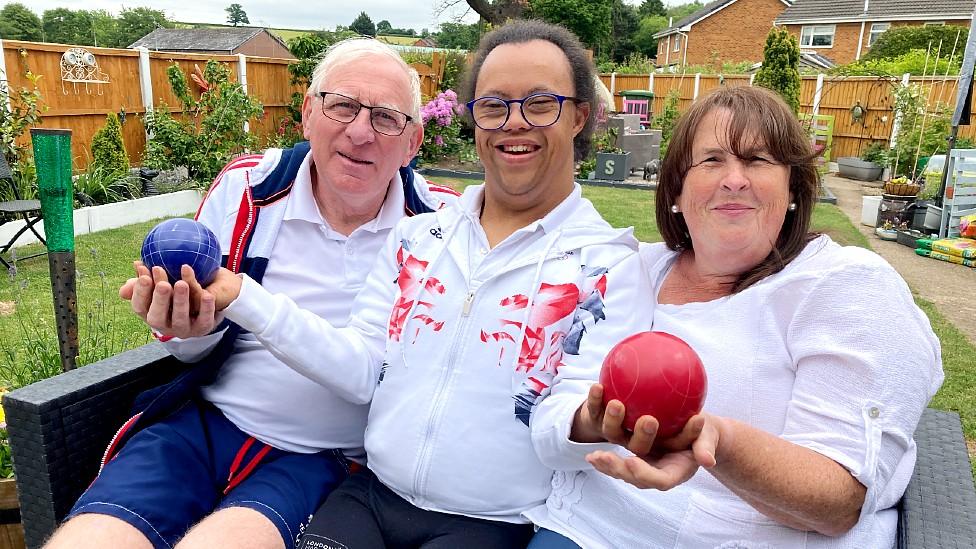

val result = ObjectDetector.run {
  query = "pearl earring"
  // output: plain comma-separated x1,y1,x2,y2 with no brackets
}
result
671,204,680,214
788,202,797,211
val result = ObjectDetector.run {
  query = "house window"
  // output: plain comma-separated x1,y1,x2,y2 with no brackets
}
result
924,21,946,26
869,23,890,46
674,35,682,52
800,25,835,47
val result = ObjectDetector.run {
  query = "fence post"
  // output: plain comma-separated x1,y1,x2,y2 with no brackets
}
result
648,72,654,94
693,73,701,101
890,73,911,149
749,73,755,86
609,72,616,97
812,73,825,116
0,38,11,111
237,54,250,134
136,47,153,137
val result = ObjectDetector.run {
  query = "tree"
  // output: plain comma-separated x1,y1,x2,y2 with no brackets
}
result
377,20,393,34
753,27,800,113
633,15,668,56
285,29,357,122
42,8,117,46
434,22,480,50
350,12,376,37
90,112,129,178
609,0,640,62
112,7,173,48
638,0,666,18
436,0,526,26
225,4,250,27
667,1,704,21
86,10,119,47
528,0,612,51
43,8,86,45
863,25,968,61
0,3,43,42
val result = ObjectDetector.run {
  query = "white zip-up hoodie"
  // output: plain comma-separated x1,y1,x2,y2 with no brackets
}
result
225,183,650,522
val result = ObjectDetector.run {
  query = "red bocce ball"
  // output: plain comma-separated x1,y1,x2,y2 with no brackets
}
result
600,331,708,438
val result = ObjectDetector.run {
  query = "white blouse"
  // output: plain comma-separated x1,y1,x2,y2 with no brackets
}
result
527,235,944,549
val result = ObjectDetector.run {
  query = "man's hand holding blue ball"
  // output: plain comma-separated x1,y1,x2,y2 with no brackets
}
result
120,219,245,339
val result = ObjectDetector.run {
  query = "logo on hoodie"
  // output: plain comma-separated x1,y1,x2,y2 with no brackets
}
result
388,239,446,342
480,265,610,425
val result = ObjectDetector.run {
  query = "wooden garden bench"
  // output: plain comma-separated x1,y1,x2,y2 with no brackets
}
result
3,343,975,548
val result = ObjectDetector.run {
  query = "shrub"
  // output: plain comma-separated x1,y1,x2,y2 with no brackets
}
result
754,27,801,113
440,51,467,94
418,90,467,164
0,68,44,199
266,116,306,150
889,83,960,178
833,49,961,76
144,61,263,183
611,52,657,74
73,162,139,206
860,141,889,166
864,25,969,62
90,112,129,178
653,89,681,155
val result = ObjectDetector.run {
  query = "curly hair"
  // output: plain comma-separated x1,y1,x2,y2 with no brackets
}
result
461,20,596,161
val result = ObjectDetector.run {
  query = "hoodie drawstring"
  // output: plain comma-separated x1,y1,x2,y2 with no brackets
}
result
511,229,563,367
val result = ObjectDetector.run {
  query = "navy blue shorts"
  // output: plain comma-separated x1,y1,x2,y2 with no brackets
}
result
68,399,350,549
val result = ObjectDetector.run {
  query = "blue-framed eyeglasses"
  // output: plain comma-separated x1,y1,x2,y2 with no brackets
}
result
317,91,413,136
465,93,580,130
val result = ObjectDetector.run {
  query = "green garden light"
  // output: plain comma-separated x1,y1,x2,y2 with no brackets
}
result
30,128,78,371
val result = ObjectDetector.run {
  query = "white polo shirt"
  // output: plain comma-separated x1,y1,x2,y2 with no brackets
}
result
168,153,409,456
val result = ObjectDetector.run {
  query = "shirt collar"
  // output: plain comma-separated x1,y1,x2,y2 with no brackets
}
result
283,154,406,233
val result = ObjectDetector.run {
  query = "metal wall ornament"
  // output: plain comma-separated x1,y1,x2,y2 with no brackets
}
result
60,47,110,95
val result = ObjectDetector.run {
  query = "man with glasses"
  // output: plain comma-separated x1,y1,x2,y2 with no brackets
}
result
171,21,646,549
45,39,456,549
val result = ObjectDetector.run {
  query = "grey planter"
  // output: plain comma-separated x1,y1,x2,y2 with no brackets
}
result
837,157,883,181
595,152,631,181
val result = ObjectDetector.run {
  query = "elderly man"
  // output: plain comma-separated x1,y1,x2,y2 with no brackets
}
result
44,39,456,549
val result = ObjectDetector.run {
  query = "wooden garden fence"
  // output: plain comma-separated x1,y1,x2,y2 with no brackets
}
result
0,39,439,171
600,72,976,160
4,36,975,171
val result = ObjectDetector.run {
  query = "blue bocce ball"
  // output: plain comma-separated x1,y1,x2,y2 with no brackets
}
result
141,218,221,286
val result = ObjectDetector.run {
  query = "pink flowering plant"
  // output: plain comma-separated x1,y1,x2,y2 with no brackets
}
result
419,90,466,163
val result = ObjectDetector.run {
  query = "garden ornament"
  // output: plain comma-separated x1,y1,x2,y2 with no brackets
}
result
643,159,660,180
850,100,866,125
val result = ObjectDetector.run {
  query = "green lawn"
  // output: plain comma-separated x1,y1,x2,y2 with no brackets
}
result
1,181,973,474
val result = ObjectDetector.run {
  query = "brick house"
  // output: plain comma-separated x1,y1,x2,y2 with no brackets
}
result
129,28,295,59
775,0,974,65
653,0,791,67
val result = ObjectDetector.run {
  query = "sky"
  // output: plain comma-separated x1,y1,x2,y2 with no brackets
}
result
3,0,475,32
2,0,657,34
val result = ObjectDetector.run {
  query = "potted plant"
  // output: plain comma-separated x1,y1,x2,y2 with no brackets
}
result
593,127,631,181
837,142,886,182
883,174,921,197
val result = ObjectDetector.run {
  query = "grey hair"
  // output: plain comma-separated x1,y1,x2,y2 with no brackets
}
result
307,37,422,121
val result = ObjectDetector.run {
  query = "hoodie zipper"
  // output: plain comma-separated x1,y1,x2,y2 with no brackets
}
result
412,285,478,500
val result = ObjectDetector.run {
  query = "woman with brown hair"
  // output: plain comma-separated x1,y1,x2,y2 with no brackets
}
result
527,86,943,548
